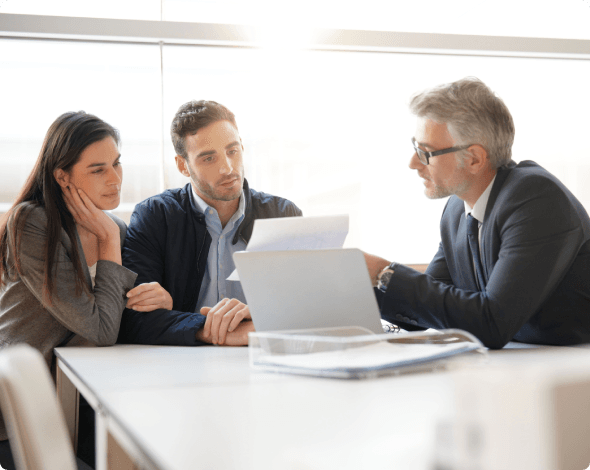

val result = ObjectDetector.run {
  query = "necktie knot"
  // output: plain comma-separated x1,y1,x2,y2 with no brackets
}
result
466,213,479,237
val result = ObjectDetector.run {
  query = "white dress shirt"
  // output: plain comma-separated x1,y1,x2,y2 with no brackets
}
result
464,175,497,251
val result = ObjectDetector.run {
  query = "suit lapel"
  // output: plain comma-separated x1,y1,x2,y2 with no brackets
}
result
479,161,515,280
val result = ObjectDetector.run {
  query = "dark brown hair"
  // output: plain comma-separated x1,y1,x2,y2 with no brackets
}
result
0,111,120,303
170,100,238,159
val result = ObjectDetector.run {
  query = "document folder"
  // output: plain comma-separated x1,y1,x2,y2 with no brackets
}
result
248,327,486,379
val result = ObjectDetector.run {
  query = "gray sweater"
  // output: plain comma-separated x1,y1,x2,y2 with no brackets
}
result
0,204,137,440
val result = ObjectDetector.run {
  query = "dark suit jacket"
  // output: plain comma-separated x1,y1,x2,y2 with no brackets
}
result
379,160,590,349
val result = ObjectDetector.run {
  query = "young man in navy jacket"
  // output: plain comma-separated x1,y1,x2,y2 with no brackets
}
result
119,100,302,346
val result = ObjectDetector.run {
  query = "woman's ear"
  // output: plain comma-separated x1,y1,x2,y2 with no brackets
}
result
54,169,69,188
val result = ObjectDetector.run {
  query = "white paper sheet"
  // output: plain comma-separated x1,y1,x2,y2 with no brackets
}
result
247,214,348,252
228,215,349,281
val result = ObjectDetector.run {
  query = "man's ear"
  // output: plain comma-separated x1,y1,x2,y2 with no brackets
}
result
465,144,489,175
175,155,191,178
53,169,69,188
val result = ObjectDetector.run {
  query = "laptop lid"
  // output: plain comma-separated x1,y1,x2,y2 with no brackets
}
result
233,248,383,334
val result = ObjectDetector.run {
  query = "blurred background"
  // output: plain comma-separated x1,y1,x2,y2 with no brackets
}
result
1,0,589,263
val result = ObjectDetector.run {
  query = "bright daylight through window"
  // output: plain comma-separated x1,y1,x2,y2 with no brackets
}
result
0,0,589,262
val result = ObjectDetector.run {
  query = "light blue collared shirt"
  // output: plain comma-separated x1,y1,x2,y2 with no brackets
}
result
191,187,248,313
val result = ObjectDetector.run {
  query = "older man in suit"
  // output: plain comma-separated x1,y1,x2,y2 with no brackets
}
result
366,77,590,349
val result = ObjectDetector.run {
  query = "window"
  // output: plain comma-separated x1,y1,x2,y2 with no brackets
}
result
1,7,589,262
0,0,160,20
162,45,590,262
0,39,161,223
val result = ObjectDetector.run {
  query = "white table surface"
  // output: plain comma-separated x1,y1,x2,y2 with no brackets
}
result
54,342,582,470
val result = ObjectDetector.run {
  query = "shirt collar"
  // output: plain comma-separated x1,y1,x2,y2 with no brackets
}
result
464,175,496,223
191,185,246,228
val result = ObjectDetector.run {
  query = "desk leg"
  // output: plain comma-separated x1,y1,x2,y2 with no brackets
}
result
107,431,140,470
96,411,108,470
97,412,140,470
56,359,79,452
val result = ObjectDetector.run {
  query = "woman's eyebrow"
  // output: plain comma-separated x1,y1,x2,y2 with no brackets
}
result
86,154,121,168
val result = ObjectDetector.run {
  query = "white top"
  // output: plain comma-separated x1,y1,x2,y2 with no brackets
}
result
88,263,97,288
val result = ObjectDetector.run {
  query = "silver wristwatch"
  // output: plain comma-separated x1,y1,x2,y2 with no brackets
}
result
377,262,396,292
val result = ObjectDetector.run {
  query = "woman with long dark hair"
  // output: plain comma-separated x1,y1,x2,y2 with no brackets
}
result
0,111,138,468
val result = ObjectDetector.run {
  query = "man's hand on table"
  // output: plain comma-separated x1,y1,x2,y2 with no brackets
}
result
197,298,253,346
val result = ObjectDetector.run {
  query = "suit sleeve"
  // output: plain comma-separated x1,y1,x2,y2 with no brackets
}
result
14,210,137,346
119,201,206,345
424,242,453,284
380,177,584,349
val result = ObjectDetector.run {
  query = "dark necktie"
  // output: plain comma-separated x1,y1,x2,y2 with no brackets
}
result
466,214,485,290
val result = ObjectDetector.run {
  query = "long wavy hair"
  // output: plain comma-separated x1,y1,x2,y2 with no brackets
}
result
0,111,120,303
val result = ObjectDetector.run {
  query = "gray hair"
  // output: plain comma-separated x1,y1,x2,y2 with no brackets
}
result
409,77,515,168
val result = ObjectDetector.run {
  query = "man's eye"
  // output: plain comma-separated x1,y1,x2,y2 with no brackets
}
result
92,169,103,174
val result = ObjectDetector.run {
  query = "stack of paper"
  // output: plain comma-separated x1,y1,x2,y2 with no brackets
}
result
249,329,486,379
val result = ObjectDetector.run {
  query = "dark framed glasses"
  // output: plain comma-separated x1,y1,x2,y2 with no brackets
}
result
412,137,472,165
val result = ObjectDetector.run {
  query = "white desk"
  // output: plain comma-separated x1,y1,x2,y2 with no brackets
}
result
55,345,457,470
55,343,588,470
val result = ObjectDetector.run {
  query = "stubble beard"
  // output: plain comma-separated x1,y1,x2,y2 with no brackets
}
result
189,166,244,202
423,155,468,199
424,178,470,200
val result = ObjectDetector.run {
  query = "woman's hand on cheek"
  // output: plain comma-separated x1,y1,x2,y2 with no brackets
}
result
64,184,119,242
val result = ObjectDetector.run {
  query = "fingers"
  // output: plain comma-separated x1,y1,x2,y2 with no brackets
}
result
127,291,162,308
228,305,250,333
126,303,165,312
201,305,216,338
218,303,248,345
63,185,97,229
76,187,100,213
202,298,229,339
201,298,249,345
223,320,255,347
63,185,82,221
69,186,91,215
126,283,173,311
127,282,159,301
200,306,212,316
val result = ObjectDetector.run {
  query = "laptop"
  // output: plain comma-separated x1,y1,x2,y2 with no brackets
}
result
233,248,384,334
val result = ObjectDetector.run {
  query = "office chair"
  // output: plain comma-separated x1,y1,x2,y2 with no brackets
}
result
0,344,78,470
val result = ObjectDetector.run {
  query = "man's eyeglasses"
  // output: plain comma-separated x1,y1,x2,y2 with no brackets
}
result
412,137,472,165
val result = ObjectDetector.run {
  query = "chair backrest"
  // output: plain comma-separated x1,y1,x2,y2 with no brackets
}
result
0,344,77,470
